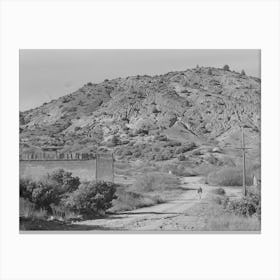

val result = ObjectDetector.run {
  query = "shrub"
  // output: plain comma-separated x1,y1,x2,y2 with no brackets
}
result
62,181,117,218
241,69,246,76
20,169,80,211
224,190,261,219
207,167,253,186
175,142,196,154
111,189,163,212
133,150,142,158
155,149,174,161
111,135,120,146
133,172,179,193
163,140,181,147
212,187,226,195
178,154,186,161
223,64,230,71
207,68,213,75
154,134,168,141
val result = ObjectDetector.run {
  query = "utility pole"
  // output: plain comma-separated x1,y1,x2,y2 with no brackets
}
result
112,153,114,183
95,153,98,182
236,127,251,196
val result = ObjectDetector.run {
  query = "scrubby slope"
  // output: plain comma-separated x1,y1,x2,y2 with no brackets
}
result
20,66,261,169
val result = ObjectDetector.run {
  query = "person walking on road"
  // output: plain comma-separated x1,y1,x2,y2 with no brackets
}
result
197,187,203,200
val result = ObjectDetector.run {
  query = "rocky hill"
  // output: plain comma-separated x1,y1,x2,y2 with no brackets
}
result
20,66,261,169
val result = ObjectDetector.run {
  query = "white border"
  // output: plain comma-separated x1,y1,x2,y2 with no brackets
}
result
1,0,280,280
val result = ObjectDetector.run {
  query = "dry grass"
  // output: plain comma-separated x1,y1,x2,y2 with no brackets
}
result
110,172,181,212
110,189,163,212
132,172,180,192
20,198,47,219
187,193,261,231
207,167,253,186
204,214,260,231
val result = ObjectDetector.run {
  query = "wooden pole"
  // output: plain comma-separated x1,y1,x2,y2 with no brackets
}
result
95,153,98,182
112,153,114,183
242,127,247,196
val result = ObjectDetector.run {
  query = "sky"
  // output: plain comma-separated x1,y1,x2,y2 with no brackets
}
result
19,49,260,111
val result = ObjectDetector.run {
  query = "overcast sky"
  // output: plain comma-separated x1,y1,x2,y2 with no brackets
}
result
19,49,260,111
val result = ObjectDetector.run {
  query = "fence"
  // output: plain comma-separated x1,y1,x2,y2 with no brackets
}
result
20,152,115,183
20,152,96,161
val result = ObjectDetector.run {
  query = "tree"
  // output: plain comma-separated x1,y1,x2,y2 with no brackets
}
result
207,68,213,75
111,135,119,146
241,69,246,76
223,64,230,71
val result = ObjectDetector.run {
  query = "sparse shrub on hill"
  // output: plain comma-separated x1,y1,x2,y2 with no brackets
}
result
223,64,230,71
154,134,168,141
109,135,120,147
241,70,246,76
175,142,196,154
163,140,181,148
178,154,186,161
207,68,213,75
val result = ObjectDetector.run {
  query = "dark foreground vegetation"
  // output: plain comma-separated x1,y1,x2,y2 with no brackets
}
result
20,168,181,230
20,169,118,230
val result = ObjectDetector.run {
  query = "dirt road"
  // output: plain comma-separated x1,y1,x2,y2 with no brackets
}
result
75,177,242,231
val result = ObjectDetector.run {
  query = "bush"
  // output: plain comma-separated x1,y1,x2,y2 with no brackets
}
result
212,188,226,195
111,189,163,212
241,69,246,76
133,172,180,193
223,64,230,71
46,169,80,194
20,198,47,219
163,140,181,148
224,190,261,219
155,150,173,161
154,134,168,141
207,167,253,186
111,135,120,146
20,169,80,211
178,154,186,161
175,142,196,154
62,181,118,218
163,164,197,177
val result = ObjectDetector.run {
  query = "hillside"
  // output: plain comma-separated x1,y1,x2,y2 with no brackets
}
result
19,66,261,171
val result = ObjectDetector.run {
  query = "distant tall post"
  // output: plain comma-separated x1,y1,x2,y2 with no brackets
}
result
242,127,247,196
235,126,252,196
95,153,98,182
112,153,114,183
